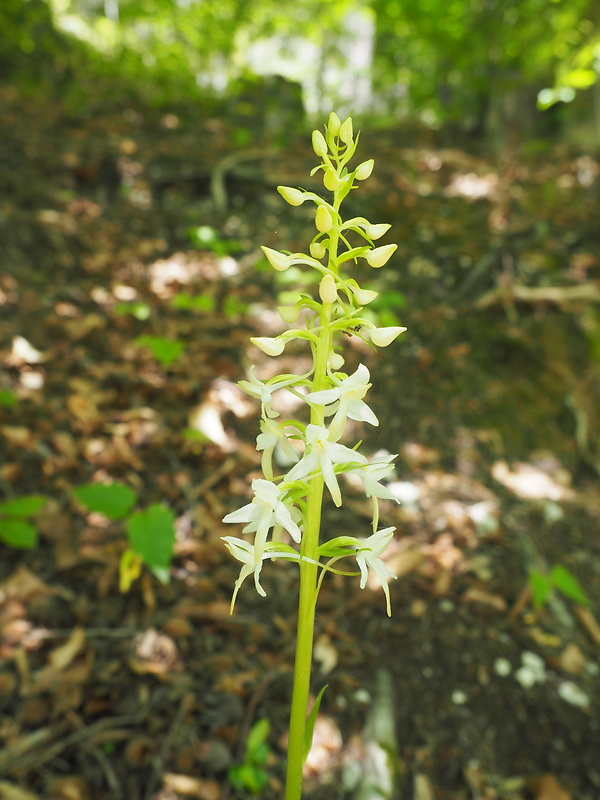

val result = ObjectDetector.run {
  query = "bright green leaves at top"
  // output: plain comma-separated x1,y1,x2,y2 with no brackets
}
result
135,335,185,366
0,495,47,549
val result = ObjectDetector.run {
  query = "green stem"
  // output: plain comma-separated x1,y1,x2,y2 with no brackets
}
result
284,307,332,800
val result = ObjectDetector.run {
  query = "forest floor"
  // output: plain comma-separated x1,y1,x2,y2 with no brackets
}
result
1,85,600,800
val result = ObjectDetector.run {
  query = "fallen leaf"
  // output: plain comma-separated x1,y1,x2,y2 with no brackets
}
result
163,773,221,800
557,643,587,675
0,781,40,800
462,587,507,611
531,773,571,800
314,633,338,674
575,606,600,645
48,627,86,670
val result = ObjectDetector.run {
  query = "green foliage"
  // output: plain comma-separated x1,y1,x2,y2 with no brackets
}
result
186,226,241,256
171,293,215,313
114,301,151,320
304,684,328,761
73,483,137,520
530,564,589,609
228,719,271,795
0,390,17,409
135,336,185,366
72,483,176,587
0,495,47,549
125,504,176,583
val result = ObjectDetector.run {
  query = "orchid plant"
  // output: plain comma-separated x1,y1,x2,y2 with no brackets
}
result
222,113,406,800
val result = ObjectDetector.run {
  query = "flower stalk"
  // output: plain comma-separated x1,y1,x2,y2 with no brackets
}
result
222,112,406,799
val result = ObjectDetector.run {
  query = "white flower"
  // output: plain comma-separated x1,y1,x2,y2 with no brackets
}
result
277,187,307,206
306,364,378,441
354,159,374,181
312,129,328,157
349,285,378,305
261,246,292,271
339,117,353,145
222,478,302,547
285,424,367,507
256,418,299,479
360,455,399,531
319,274,338,304
354,527,397,616
238,366,282,419
315,205,333,232
369,326,407,347
221,536,301,612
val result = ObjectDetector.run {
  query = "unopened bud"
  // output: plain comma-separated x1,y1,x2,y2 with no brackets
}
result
327,112,341,137
329,352,345,370
339,117,353,144
261,246,291,271
310,241,327,259
315,205,333,233
351,286,379,305
355,159,374,180
364,223,391,240
278,306,300,323
312,130,328,158
323,168,339,191
277,186,306,206
365,244,397,268
251,337,286,357
319,274,338,304
370,326,407,347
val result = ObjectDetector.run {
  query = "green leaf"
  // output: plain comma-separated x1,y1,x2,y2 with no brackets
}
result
0,390,17,408
530,569,552,609
125,504,176,576
246,719,270,758
304,685,328,762
171,293,215,312
0,519,38,548
73,483,137,520
0,495,47,518
114,301,151,320
228,764,268,794
136,336,184,366
550,565,589,606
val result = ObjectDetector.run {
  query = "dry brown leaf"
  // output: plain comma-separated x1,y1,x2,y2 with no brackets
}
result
575,606,600,645
462,587,508,612
531,773,571,800
48,628,86,671
314,633,338,674
0,780,40,800
45,775,88,800
163,773,221,800
386,548,424,578
0,426,36,448
1,566,55,601
558,643,586,675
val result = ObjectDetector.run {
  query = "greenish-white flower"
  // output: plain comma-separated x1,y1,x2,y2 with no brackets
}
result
319,274,338,304
355,159,374,180
306,363,378,440
359,455,399,531
256,418,299,480
222,478,302,545
277,186,307,206
312,129,328,157
354,527,397,616
285,424,367,507
316,205,333,233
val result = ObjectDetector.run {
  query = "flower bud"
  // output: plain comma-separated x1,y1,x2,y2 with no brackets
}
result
310,240,327,259
277,186,306,206
315,205,333,233
251,336,286,356
329,352,345,370
278,305,300,323
355,159,374,180
351,286,379,305
319,274,338,304
365,244,397,268
261,246,291,271
323,168,339,191
339,117,353,144
312,129,328,158
327,112,341,137
370,326,407,347
364,223,391,240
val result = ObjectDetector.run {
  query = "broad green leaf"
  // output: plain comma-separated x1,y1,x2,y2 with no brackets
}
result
529,569,552,609
0,519,38,548
550,565,589,606
304,684,328,762
171,293,215,312
136,336,184,366
125,504,175,575
0,390,17,408
228,764,268,795
73,483,137,520
246,719,270,758
0,495,46,518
